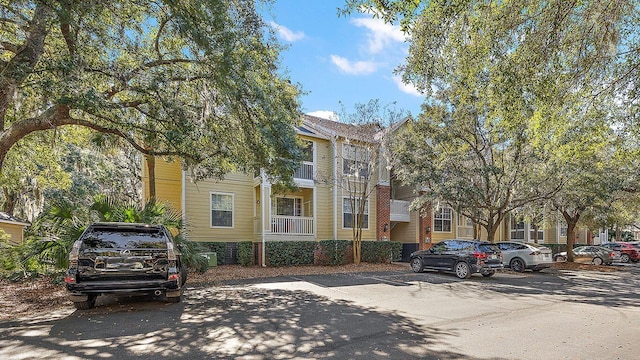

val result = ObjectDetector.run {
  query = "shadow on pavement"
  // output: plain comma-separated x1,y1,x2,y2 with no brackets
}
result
0,285,508,360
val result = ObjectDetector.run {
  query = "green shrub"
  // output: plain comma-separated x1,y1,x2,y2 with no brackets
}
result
238,241,254,266
175,235,208,273
314,240,352,265
266,241,316,267
361,241,402,263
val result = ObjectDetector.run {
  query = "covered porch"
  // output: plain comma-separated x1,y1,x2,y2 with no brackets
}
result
254,185,316,241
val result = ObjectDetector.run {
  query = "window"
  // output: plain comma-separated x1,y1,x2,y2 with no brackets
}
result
210,192,233,228
343,198,369,229
529,226,544,242
272,197,302,216
510,217,525,240
559,221,567,237
434,207,452,232
457,214,474,238
301,141,314,162
343,144,370,178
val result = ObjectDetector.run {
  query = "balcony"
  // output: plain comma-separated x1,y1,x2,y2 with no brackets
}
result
293,162,314,180
271,215,314,235
390,200,410,222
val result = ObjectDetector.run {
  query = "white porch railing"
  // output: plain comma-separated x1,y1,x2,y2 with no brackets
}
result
390,200,410,222
271,216,314,235
293,162,314,180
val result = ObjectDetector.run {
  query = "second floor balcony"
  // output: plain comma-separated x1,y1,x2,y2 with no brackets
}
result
293,161,314,181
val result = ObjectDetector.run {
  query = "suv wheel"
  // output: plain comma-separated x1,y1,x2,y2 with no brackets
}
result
73,295,96,310
410,258,424,273
510,258,525,272
455,262,471,279
620,253,630,263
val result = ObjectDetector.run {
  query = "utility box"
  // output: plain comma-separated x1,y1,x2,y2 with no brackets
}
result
202,252,218,268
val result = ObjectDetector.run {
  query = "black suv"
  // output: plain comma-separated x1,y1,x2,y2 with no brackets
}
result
64,222,186,309
410,239,503,279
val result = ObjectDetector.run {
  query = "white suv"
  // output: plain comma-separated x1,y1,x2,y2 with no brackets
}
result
496,242,553,272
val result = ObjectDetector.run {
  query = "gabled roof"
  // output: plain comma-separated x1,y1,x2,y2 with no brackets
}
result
0,212,30,226
303,114,383,142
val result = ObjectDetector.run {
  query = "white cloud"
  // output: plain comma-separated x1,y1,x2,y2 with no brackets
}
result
270,21,305,42
330,55,377,75
351,17,406,54
306,111,339,121
392,75,423,97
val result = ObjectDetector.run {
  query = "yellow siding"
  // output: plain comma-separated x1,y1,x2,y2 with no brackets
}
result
315,184,334,239
141,157,182,213
0,223,25,245
391,212,418,243
185,173,255,242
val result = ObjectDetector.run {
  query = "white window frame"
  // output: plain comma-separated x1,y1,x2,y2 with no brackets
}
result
457,213,474,238
210,192,234,228
510,217,525,241
342,143,370,179
342,197,369,230
529,226,544,242
272,196,303,217
434,207,453,232
559,221,568,237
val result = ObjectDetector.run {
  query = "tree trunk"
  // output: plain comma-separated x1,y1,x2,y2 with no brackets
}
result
145,154,156,200
2,187,17,214
565,217,580,262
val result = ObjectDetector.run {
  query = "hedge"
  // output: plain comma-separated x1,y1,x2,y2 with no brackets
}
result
238,241,253,266
361,241,403,263
266,241,316,267
314,240,352,266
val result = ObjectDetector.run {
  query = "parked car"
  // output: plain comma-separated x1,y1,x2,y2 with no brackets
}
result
64,222,186,310
495,242,553,272
409,239,503,279
553,246,616,265
599,242,640,263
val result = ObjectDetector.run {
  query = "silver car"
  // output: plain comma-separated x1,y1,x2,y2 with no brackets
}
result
496,242,553,272
553,246,616,265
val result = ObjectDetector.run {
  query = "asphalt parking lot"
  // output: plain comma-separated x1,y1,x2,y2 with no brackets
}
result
1,265,639,360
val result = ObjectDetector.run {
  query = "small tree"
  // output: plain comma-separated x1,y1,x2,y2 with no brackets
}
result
316,100,405,264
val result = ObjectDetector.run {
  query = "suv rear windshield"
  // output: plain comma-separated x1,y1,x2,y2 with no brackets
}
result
81,229,167,249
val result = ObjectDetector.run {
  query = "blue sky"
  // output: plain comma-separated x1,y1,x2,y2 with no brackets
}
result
263,1,424,120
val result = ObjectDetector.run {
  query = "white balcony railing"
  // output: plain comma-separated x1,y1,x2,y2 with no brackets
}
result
390,200,410,222
293,162,314,180
271,216,314,235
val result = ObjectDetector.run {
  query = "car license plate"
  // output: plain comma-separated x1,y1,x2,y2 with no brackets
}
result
489,254,497,260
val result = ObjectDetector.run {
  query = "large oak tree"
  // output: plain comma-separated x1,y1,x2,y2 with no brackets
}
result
0,0,304,203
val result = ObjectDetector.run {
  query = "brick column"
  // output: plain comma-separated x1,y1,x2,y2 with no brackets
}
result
419,204,433,250
376,184,391,241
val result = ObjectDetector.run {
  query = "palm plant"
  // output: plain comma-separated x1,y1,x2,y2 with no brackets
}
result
22,196,207,275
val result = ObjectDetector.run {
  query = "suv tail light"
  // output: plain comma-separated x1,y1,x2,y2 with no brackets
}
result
64,275,76,284
68,240,82,263
473,252,488,259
